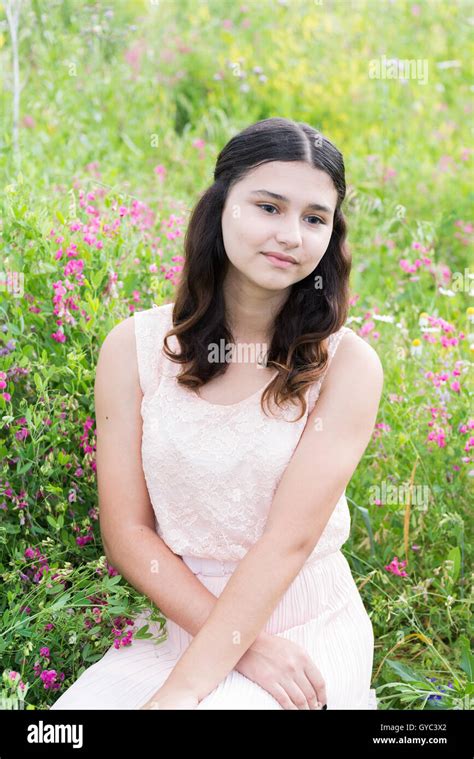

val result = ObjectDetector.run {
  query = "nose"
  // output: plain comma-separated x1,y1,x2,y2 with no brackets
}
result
275,214,303,249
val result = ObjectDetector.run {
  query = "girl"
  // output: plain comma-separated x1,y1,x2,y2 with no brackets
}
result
51,117,383,711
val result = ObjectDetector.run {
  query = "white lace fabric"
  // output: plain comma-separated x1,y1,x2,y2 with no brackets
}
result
134,302,353,564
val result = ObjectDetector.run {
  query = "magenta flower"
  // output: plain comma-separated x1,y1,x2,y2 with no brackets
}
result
15,427,29,442
154,164,167,180
40,669,65,690
384,556,408,577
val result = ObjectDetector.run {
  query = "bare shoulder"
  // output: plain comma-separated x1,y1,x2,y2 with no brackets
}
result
338,328,383,374
321,327,384,400
95,315,139,394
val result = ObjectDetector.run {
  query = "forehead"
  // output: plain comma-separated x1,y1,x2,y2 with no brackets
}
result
236,161,338,206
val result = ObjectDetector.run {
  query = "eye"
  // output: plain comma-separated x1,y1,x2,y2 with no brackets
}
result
257,204,325,226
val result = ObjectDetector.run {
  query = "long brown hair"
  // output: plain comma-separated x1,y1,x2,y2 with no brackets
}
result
162,117,351,421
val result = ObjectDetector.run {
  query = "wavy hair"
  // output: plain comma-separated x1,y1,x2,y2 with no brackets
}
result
162,116,351,421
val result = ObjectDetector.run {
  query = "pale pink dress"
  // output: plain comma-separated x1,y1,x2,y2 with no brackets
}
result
51,302,378,710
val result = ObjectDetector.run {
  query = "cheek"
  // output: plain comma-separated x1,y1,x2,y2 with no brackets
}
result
316,226,333,251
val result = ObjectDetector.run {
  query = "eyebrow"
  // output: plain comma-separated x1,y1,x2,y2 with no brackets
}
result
250,189,333,215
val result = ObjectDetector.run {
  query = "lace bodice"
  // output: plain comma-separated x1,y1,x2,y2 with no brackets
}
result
134,302,353,564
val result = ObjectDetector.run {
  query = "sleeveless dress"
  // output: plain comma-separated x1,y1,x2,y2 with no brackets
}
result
50,302,378,711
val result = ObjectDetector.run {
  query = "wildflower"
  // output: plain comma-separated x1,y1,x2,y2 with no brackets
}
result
154,164,166,180
40,669,65,691
384,556,408,577
411,338,422,356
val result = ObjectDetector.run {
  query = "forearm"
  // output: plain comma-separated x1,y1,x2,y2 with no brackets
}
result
103,524,268,644
166,534,308,701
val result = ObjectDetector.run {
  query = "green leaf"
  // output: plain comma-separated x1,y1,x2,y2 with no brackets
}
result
17,461,33,475
91,268,105,289
459,636,473,681
46,515,57,530
4,524,20,535
50,592,72,611
34,373,44,391
353,504,376,556
385,659,421,682
133,624,154,639
105,574,122,587
447,546,461,583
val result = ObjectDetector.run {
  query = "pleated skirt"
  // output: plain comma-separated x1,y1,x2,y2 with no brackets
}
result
50,549,378,710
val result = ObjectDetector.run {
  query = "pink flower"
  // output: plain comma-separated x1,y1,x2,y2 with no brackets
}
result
383,167,397,182
154,164,167,180
384,556,408,577
427,429,447,448
51,330,66,344
40,669,65,690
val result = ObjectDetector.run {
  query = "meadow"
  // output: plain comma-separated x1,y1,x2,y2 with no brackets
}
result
0,0,472,710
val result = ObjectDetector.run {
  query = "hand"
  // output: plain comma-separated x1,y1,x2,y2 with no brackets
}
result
140,681,199,710
235,632,327,710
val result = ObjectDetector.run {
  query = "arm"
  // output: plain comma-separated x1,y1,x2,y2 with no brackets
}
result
95,317,268,642
164,332,384,701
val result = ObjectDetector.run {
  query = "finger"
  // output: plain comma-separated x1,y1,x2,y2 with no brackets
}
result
294,671,320,709
304,661,327,708
269,682,299,710
282,679,313,710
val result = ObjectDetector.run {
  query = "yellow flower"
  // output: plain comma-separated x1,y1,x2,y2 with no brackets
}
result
412,339,421,346
466,307,474,316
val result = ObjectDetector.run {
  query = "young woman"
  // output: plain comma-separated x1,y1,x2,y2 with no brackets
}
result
50,117,383,711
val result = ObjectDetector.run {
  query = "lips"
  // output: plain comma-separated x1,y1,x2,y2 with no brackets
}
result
262,250,296,264
261,251,297,264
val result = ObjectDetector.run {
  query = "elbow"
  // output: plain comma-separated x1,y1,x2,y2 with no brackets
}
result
260,529,313,563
